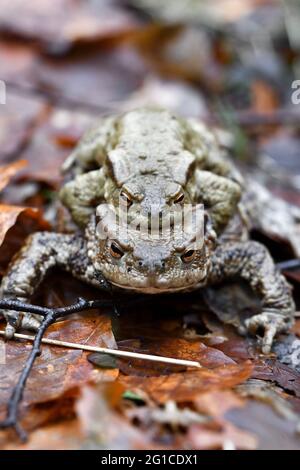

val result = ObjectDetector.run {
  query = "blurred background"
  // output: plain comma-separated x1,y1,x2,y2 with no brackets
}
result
1,0,300,451
0,0,300,209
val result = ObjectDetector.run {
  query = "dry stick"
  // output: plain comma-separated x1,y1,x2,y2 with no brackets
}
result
0,331,201,369
276,259,300,272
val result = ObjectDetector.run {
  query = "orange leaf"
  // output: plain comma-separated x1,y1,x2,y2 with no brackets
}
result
119,362,253,404
0,160,27,192
0,204,39,247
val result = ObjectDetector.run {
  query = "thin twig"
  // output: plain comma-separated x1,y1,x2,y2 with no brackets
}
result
0,330,201,369
276,259,300,272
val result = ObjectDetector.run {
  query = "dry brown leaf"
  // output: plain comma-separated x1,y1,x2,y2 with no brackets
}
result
251,79,279,115
292,319,300,337
0,160,27,191
149,338,237,368
0,0,141,52
20,108,93,186
119,362,253,404
0,92,46,162
3,418,83,450
253,360,300,398
0,311,118,440
0,205,39,247
0,160,49,249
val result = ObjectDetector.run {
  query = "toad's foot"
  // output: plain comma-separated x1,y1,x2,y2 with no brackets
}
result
4,311,43,339
209,241,295,354
245,310,292,354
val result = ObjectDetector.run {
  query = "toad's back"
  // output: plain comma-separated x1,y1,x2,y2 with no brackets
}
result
108,108,195,186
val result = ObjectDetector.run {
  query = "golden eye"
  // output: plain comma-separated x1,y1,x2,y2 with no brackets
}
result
120,190,132,207
174,192,184,204
110,242,124,259
181,249,196,263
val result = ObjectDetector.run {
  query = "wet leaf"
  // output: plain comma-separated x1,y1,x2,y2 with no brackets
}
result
88,352,117,370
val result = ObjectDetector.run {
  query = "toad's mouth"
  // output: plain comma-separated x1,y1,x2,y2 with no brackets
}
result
107,270,208,294
109,281,200,294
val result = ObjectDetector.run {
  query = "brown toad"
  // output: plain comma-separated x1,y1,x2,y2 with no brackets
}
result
0,108,298,354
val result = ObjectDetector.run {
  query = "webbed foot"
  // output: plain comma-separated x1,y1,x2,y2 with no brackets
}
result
245,310,293,354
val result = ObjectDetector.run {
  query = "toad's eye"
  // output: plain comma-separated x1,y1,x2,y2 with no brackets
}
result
120,190,132,207
181,249,196,263
110,242,124,259
174,192,184,204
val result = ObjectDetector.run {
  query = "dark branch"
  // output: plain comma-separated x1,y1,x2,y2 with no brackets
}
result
0,297,113,441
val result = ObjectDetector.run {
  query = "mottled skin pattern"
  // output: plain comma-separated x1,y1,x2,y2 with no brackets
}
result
0,212,295,353
0,108,296,353
60,108,242,233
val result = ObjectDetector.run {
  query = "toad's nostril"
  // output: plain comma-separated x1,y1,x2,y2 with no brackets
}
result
138,261,143,267
161,261,165,269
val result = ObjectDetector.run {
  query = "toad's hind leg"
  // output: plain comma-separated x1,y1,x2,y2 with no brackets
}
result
59,169,106,227
208,241,295,353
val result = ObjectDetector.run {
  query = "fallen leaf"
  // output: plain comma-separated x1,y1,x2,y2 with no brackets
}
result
119,362,253,404
293,320,300,337
0,0,141,53
0,92,46,162
251,79,279,115
0,205,39,247
194,389,245,418
3,418,83,450
0,310,118,441
88,352,117,370
19,107,93,186
0,160,27,191
76,385,158,450
253,360,300,398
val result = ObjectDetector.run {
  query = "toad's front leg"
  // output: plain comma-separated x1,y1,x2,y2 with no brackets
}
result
195,170,241,234
0,232,88,338
59,169,106,227
208,241,295,353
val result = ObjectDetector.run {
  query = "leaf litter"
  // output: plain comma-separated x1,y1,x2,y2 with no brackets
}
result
0,0,300,450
